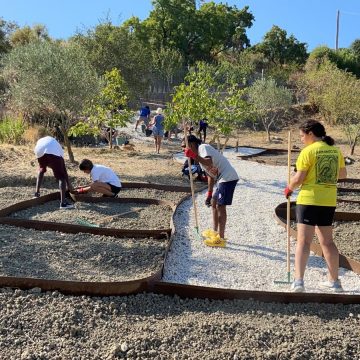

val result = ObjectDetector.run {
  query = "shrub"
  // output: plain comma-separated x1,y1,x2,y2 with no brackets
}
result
0,116,26,144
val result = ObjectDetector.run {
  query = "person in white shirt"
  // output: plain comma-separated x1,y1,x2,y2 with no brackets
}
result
183,135,239,247
77,159,121,197
34,136,74,209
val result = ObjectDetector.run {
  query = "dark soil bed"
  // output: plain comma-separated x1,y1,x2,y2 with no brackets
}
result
337,201,360,213
290,216,360,263
338,190,360,202
245,150,299,166
10,200,173,230
0,225,166,281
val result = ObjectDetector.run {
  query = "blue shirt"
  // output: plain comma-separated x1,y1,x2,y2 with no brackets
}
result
153,114,164,130
139,107,150,117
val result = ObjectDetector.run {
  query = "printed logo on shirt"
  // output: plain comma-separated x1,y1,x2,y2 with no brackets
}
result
316,152,338,185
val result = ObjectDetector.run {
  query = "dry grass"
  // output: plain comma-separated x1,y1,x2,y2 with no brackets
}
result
0,124,358,190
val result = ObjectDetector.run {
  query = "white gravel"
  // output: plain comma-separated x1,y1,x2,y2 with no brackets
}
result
164,150,360,294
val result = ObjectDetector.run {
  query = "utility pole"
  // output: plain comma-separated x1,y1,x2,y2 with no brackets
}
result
335,10,340,50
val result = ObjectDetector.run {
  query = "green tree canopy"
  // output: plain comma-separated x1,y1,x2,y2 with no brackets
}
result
306,45,360,77
70,68,131,149
248,77,292,142
2,41,100,161
71,22,150,100
133,0,254,65
255,25,308,66
303,60,360,154
10,24,50,46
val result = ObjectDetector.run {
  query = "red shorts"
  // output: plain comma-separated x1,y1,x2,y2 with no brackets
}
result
37,154,67,180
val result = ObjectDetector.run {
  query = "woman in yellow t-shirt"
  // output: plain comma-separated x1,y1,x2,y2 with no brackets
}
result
284,120,347,293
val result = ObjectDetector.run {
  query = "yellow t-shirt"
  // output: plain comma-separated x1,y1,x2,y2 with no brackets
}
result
296,141,345,206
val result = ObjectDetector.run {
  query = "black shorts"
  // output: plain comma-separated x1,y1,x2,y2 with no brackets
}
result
213,180,238,206
107,183,121,195
296,205,336,226
37,154,67,181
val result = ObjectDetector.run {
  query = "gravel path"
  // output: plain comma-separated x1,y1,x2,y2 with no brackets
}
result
164,151,360,295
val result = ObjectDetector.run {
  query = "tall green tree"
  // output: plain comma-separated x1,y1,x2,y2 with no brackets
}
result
255,25,308,66
71,22,150,100
2,41,100,161
138,0,254,65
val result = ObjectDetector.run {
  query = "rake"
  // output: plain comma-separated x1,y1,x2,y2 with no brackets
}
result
183,121,202,241
274,130,292,284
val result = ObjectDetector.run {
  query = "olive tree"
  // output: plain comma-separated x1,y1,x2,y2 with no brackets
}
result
2,41,100,161
248,78,292,142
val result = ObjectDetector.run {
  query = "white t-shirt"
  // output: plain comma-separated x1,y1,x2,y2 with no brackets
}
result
90,164,121,188
34,136,64,158
198,144,239,183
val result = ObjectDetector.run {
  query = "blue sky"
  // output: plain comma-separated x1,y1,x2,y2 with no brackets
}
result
1,0,360,51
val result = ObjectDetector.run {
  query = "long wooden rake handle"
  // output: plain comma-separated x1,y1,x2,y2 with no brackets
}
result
183,121,200,231
286,131,292,281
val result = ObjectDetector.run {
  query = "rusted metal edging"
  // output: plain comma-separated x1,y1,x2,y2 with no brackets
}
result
0,269,164,296
0,182,181,294
0,192,177,239
151,281,360,304
274,202,360,275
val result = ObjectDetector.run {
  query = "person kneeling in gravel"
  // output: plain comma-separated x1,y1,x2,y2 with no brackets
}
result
76,159,121,198
183,135,239,247
34,135,74,210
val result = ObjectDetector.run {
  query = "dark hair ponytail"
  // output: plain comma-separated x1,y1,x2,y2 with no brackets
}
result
299,120,335,146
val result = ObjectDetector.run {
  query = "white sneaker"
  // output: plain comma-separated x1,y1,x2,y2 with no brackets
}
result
319,279,343,293
59,202,75,210
290,279,305,293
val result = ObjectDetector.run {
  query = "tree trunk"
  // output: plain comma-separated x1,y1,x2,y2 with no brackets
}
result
221,137,229,152
63,132,75,163
216,135,221,151
109,127,113,149
59,122,74,162
266,128,271,143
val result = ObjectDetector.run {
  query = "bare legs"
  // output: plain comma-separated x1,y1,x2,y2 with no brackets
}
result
211,199,227,239
36,171,68,204
80,182,114,196
154,135,162,154
316,226,339,281
295,224,339,282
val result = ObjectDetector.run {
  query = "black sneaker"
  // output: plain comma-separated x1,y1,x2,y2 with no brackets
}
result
59,202,75,210
34,192,40,198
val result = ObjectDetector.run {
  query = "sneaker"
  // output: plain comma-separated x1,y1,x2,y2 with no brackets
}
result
319,279,343,293
201,229,218,238
204,235,226,248
59,202,75,210
34,192,40,198
290,279,305,293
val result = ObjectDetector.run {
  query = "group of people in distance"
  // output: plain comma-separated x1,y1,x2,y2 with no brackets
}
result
135,106,164,154
135,104,209,154
34,118,347,293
